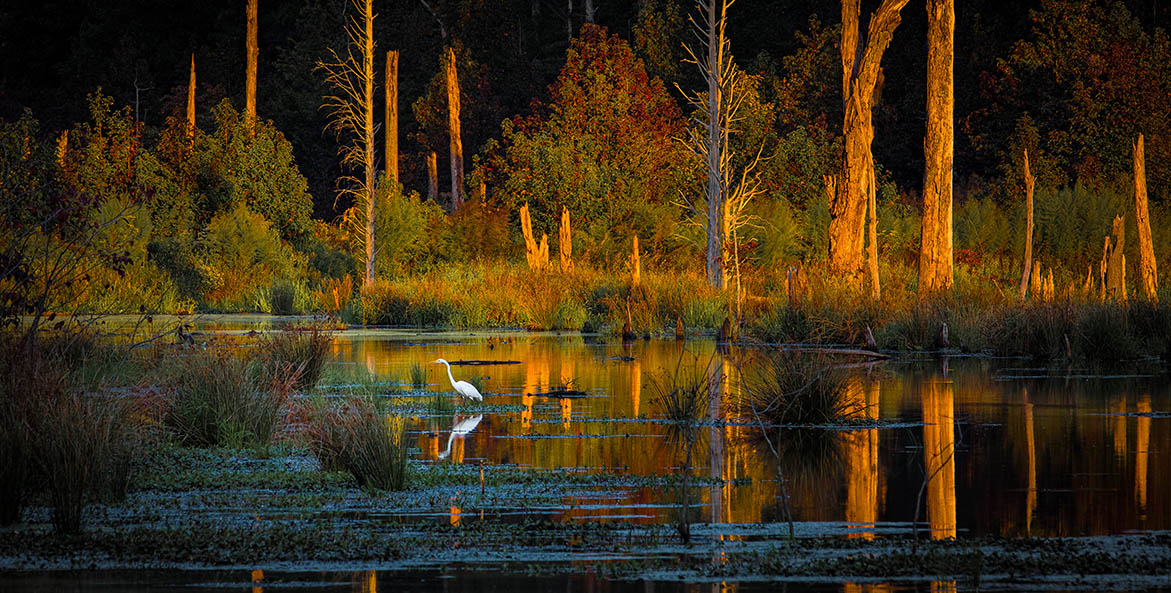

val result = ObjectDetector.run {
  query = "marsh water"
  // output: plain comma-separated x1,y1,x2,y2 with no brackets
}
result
303,325,1168,539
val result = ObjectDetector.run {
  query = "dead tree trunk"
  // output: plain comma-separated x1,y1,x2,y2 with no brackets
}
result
1018,150,1035,300
559,206,573,272
385,50,399,185
867,167,880,299
1107,215,1127,302
445,47,464,210
918,0,954,294
361,0,375,285
187,54,196,147
829,0,908,289
703,0,724,289
426,151,438,202
585,0,597,23
1134,134,1158,302
245,0,258,135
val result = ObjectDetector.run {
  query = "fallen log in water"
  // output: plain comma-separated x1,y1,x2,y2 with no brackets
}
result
779,346,892,360
448,359,522,366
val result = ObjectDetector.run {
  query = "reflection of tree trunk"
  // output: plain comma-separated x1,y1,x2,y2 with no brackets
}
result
1137,395,1150,521
922,373,956,539
830,0,908,287
449,505,461,526
919,0,954,293
1024,389,1036,535
1112,396,1127,460
845,376,879,539
708,355,726,524
631,359,641,418
361,570,377,593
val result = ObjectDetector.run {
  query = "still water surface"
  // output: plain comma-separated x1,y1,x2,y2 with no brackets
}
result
316,328,1169,539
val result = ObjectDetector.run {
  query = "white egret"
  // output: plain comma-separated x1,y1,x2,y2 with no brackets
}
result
433,358,484,401
438,414,484,460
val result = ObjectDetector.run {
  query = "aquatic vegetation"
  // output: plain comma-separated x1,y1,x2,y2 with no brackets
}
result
305,397,409,491
737,351,854,427
163,350,291,449
409,361,427,389
647,360,711,544
256,325,334,390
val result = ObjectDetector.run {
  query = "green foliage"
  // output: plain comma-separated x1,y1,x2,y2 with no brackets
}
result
373,183,445,278
484,24,691,256
207,100,315,243
199,204,304,311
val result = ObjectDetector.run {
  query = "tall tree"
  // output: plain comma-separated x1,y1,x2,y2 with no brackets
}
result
446,46,465,210
245,0,258,135
187,54,196,147
385,50,399,185
919,0,954,293
1134,134,1158,302
319,0,377,286
828,0,908,293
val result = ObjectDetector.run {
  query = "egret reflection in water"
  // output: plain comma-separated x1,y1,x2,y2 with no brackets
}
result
439,414,484,461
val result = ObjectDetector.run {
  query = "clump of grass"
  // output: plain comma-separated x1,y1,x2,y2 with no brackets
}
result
270,278,312,315
738,352,854,427
409,361,427,389
648,359,711,544
256,325,334,390
306,398,409,491
0,337,143,533
164,351,292,449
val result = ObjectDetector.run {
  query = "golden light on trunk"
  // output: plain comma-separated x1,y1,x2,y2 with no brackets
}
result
1134,134,1158,302
558,206,572,272
631,235,641,287
245,0,258,135
918,0,954,293
519,203,547,270
445,47,464,210
829,0,909,292
1018,150,1035,300
1106,215,1127,302
426,151,438,202
385,50,399,184
187,54,196,147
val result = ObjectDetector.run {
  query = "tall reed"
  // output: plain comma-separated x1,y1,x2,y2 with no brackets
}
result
306,397,409,491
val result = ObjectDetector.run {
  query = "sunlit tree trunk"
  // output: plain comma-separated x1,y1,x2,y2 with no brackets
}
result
445,47,464,210
1134,134,1158,302
187,54,196,147
829,0,908,289
427,151,438,202
918,0,954,294
361,0,374,284
385,50,399,185
245,0,258,135
1018,150,1034,300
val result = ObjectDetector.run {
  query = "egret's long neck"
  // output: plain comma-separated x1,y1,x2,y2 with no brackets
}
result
443,361,457,387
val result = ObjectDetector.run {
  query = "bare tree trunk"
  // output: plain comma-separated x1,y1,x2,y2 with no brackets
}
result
829,0,908,288
445,47,464,210
362,0,375,286
567,0,574,43
187,54,196,147
1018,150,1035,300
867,166,880,299
1134,134,1158,302
919,0,954,294
559,206,573,272
704,0,724,289
1107,215,1127,302
585,0,596,23
385,50,399,185
245,0,258,135
426,151,438,202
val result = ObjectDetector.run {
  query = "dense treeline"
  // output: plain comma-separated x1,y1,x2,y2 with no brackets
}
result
2,0,1170,322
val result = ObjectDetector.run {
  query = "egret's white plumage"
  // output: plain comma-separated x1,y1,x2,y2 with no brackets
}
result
433,358,484,401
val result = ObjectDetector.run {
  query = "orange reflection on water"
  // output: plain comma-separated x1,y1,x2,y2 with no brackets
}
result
1137,394,1150,521
844,376,880,539
1024,389,1036,535
923,372,956,539
449,505,461,527
360,570,376,593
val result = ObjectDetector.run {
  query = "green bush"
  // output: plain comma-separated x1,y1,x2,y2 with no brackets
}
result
270,278,312,315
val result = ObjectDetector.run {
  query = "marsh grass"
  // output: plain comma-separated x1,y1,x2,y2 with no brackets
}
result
0,337,144,533
257,325,334,390
648,359,712,544
305,397,409,491
164,351,292,449
738,352,855,428
409,361,427,389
